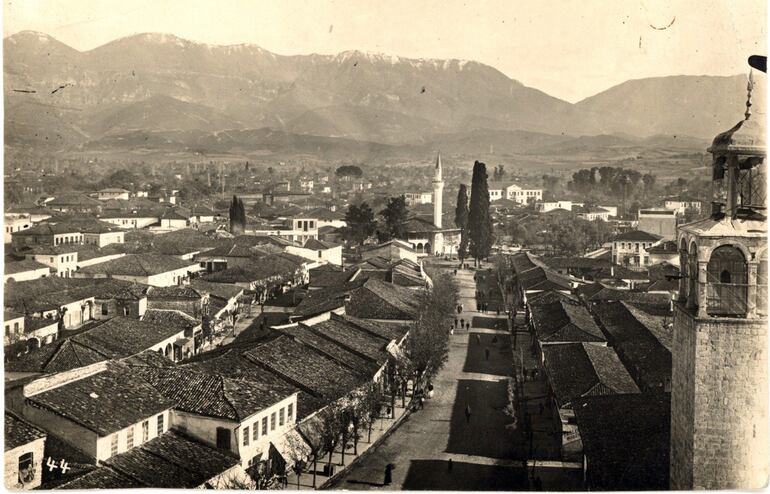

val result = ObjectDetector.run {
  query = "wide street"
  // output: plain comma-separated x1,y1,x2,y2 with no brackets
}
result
331,259,583,490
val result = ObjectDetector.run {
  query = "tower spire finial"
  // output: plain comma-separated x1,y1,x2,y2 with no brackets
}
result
745,70,754,120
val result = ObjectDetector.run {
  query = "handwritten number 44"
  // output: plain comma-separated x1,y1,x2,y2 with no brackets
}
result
46,458,70,473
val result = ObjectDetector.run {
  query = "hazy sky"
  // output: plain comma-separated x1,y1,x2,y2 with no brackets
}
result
4,0,767,102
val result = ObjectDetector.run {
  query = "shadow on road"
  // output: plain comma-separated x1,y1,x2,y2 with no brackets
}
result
462,333,513,376
402,459,528,490
471,316,508,330
447,379,518,459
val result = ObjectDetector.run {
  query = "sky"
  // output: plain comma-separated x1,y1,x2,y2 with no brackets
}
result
3,0,767,102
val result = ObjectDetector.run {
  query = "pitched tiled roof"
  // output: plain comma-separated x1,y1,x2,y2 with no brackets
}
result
76,254,197,276
309,318,390,363
530,300,606,343
56,466,143,489
279,324,379,375
27,363,175,436
12,221,81,236
129,366,295,421
141,309,200,331
4,259,50,275
146,285,203,300
612,230,663,242
293,278,367,318
339,314,410,341
189,279,243,301
517,266,573,291
573,393,670,490
590,301,672,391
47,194,101,207
303,238,339,250
526,289,578,307
6,316,185,374
102,431,239,488
245,335,365,400
576,283,672,305
346,279,421,320
542,343,639,408
5,412,46,451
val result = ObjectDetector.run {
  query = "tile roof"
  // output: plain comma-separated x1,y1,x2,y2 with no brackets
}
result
279,324,379,375
590,301,672,391
339,314,410,341
573,393,670,490
612,230,663,242
541,343,640,408
56,465,143,489
517,266,573,291
189,279,244,301
6,316,186,374
244,335,366,400
103,431,240,488
529,300,606,343
346,279,421,320
293,278,367,318
309,318,390,363
27,363,175,436
526,289,578,307
76,254,197,276
47,194,102,207
4,259,51,275
5,411,46,451
141,309,200,331
303,238,339,250
576,282,672,304
129,366,295,421
146,285,203,300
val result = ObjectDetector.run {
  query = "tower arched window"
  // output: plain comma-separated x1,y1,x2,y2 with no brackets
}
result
706,245,748,316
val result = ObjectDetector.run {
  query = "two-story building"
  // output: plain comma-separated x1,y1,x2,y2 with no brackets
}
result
22,246,79,278
11,222,83,249
4,214,32,243
72,254,200,287
611,230,664,269
538,200,573,213
97,188,131,201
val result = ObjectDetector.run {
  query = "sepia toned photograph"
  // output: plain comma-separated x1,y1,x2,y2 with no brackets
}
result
2,0,768,490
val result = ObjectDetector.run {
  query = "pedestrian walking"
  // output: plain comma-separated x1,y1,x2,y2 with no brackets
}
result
448,458,453,472
465,405,472,423
450,328,454,336
492,335,498,344
484,348,490,361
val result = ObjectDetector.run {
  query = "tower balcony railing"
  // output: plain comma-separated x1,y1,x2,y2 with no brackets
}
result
703,282,750,317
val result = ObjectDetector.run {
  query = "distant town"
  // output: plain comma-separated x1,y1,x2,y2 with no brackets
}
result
2,12,768,493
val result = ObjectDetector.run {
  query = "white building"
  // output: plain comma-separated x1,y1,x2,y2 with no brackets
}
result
637,209,677,239
663,198,703,216
611,230,664,269
24,247,79,278
4,413,46,490
97,188,131,201
4,260,51,283
538,200,573,213
403,191,433,206
4,214,32,243
72,254,200,287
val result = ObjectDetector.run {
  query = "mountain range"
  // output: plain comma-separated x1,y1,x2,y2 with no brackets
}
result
4,31,763,154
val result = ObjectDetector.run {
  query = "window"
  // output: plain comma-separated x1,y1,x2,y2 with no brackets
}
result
142,421,149,443
157,414,164,434
262,417,268,435
287,404,293,421
13,322,19,332
18,452,34,480
270,412,276,431
127,427,134,448
110,434,119,456
123,307,130,316
252,422,258,442
279,408,285,426
102,304,108,316
243,426,250,446
216,427,231,450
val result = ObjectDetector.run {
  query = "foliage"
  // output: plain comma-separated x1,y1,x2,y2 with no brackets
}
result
404,271,459,387
228,195,246,235
378,195,409,242
468,161,494,263
492,164,506,181
335,165,363,178
503,212,615,256
455,184,470,263
342,202,376,245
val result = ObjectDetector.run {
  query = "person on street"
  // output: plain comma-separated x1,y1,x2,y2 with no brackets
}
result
450,327,454,336
485,348,490,361
448,458,453,472
465,405,472,423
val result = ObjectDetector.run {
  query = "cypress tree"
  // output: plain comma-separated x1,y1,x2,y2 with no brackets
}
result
455,185,470,265
468,161,494,266
229,195,246,235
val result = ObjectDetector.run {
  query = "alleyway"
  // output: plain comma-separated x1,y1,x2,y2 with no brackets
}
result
331,259,583,490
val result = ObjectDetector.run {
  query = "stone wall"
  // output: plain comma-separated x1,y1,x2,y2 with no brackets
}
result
670,304,768,489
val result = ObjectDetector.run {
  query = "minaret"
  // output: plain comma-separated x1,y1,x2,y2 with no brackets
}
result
432,152,444,228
